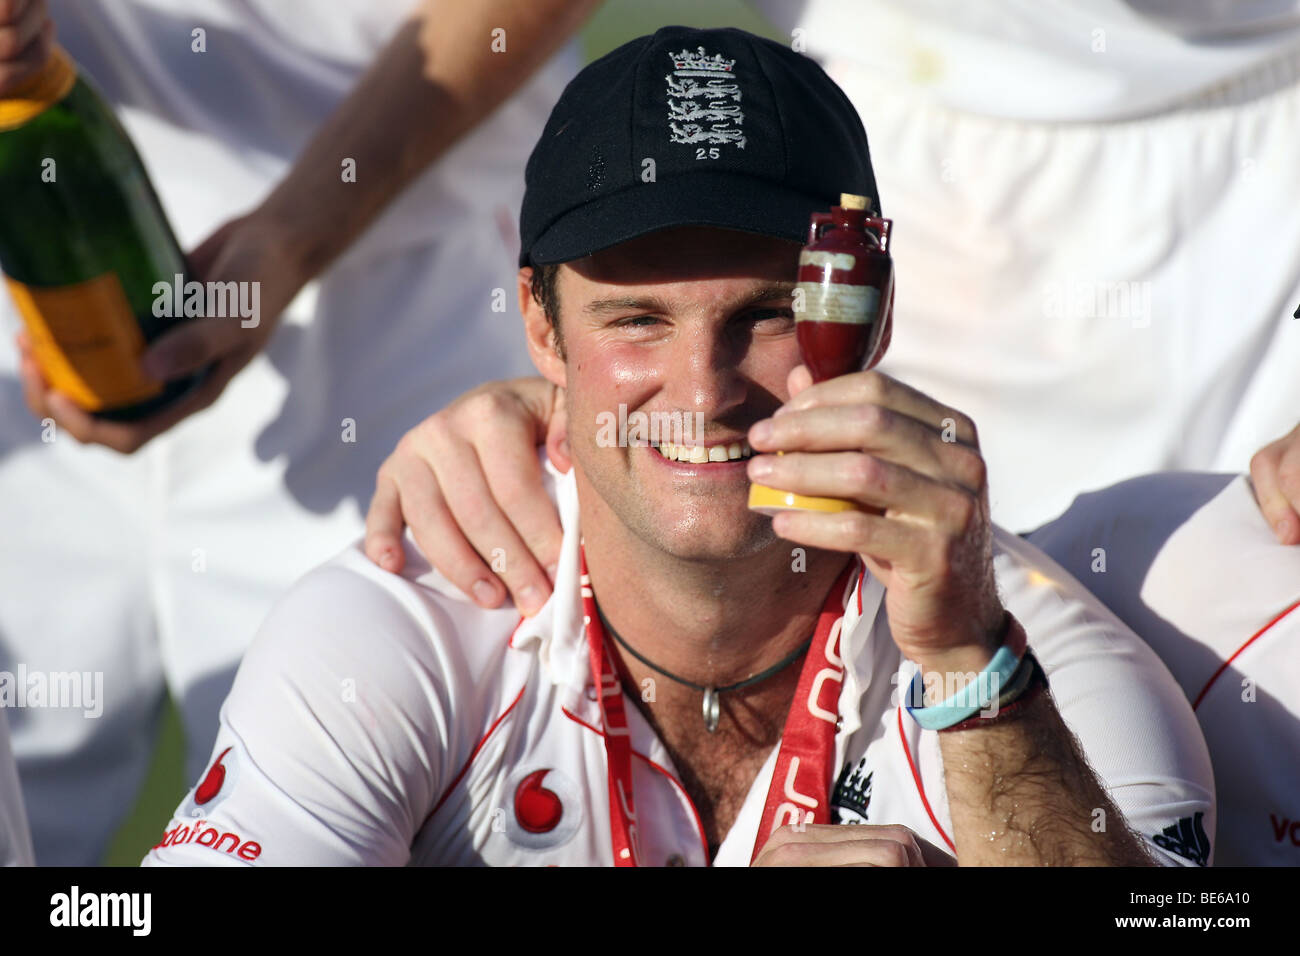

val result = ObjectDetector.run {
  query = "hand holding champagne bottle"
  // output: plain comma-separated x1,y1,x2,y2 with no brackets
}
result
15,211,303,452
1,7,307,452
7,4,598,453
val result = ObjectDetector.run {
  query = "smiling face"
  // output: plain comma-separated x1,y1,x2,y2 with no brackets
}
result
521,226,803,563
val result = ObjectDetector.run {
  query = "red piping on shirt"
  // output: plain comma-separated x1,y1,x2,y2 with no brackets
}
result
561,706,711,864
1192,596,1300,711
427,682,527,822
428,617,529,822
507,615,527,648
897,706,956,855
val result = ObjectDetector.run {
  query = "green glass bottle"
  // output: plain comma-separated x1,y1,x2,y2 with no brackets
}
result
0,46,205,421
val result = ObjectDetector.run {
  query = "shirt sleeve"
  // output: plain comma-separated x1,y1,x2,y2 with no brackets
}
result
992,528,1218,867
142,554,467,866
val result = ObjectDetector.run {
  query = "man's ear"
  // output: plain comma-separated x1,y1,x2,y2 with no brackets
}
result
519,268,566,389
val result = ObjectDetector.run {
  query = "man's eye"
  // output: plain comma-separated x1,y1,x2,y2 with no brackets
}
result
618,316,662,328
746,308,795,327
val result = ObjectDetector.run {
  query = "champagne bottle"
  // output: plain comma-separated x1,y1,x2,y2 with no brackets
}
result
0,45,205,421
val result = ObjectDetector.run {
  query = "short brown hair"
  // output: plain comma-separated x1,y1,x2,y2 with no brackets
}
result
529,263,564,354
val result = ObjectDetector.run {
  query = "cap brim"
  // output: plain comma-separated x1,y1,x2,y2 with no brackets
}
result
524,170,830,267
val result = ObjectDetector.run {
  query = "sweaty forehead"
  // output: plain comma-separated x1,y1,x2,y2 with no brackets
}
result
564,226,801,290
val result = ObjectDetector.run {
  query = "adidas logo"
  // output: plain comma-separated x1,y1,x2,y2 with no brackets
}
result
831,758,872,825
1152,812,1211,867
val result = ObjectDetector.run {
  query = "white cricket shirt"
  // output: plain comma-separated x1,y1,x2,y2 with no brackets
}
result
144,461,1215,866
1028,472,1300,865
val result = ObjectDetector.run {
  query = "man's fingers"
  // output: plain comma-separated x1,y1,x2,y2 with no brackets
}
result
34,351,233,454
17,336,145,449
141,317,240,380
43,390,138,450
360,377,564,605
363,472,411,575
766,839,917,866
754,824,926,866
432,444,553,615
1250,425,1300,545
0,1,33,28
478,420,564,583
0,0,41,57
775,369,977,446
769,505,923,567
17,347,51,421
0,15,50,93
387,456,512,607
749,402,986,493
366,452,507,607
750,451,980,538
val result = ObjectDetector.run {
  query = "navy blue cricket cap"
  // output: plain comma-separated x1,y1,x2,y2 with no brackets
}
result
518,26,880,268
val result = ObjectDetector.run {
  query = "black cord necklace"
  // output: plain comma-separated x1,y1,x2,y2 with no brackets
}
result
594,603,812,734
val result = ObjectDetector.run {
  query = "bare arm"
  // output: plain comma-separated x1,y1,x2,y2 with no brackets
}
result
261,0,602,280
937,683,1152,866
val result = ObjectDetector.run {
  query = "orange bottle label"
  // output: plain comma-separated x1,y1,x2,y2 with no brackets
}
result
6,273,163,411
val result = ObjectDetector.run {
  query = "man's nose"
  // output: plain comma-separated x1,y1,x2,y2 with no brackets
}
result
665,323,748,419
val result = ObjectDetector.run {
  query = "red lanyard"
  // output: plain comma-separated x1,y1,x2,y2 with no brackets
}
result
579,549,856,866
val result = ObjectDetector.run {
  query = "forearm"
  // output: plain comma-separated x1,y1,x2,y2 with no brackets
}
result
258,0,600,281
937,688,1154,866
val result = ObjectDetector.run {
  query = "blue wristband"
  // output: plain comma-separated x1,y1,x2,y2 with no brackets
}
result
905,644,1024,731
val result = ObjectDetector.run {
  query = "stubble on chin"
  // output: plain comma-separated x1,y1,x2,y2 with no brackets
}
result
611,460,780,562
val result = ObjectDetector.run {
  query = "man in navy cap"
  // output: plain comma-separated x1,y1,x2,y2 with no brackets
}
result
145,27,1212,867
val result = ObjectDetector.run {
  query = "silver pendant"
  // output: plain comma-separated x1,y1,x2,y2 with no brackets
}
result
702,687,720,733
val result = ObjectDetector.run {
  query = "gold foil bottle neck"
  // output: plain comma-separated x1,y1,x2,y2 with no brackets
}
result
839,193,870,211
0,45,78,132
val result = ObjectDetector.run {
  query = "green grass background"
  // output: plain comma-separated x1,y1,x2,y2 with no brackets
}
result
100,0,780,866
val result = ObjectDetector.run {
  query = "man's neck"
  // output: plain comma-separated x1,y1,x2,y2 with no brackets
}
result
577,483,853,854
580,501,852,728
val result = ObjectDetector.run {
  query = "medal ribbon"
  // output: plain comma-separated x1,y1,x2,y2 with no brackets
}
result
579,548,856,867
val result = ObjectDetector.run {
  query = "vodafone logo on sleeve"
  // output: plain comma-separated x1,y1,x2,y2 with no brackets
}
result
154,738,265,861
503,766,582,850
195,747,232,805
153,819,262,862
179,741,242,818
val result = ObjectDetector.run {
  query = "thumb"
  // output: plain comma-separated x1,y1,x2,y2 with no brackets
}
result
142,317,238,380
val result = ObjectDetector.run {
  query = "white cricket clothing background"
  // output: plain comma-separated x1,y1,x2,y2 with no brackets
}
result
754,0,1300,121
1029,472,1300,866
0,0,578,864
145,459,1214,867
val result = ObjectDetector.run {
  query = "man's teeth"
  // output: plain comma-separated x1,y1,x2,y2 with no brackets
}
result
652,441,754,462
